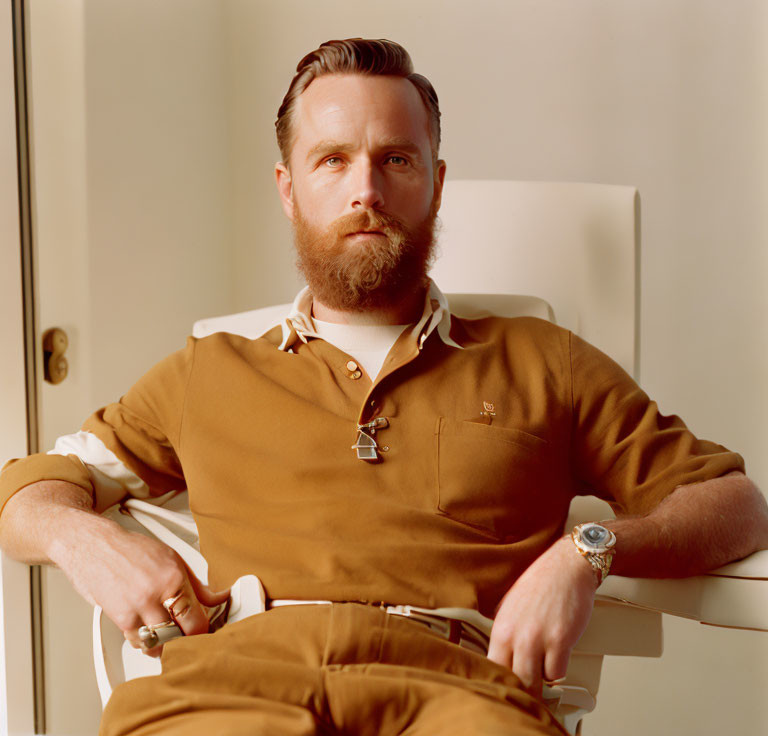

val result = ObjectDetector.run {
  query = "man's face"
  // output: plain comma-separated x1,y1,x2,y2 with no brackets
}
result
275,74,446,312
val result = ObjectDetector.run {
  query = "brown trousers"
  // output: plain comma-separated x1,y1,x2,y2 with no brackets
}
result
101,603,568,736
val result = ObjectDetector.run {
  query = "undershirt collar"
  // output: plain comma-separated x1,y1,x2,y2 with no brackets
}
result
278,279,463,353
311,319,408,381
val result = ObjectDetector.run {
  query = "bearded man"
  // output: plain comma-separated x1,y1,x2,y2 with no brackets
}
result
1,38,766,736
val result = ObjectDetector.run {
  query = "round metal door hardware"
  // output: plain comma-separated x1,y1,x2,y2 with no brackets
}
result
42,327,69,385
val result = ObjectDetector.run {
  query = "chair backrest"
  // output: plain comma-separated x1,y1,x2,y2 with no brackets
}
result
431,180,640,377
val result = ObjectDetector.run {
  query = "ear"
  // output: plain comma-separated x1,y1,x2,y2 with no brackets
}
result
275,162,295,221
432,159,447,214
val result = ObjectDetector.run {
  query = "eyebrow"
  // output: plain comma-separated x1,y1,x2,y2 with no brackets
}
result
305,137,424,163
305,140,353,161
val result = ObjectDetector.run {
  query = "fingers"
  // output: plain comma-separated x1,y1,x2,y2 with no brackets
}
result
487,631,512,669
160,577,210,637
488,627,566,698
123,628,143,650
115,560,216,657
488,626,541,695
123,621,164,658
490,646,545,698
124,619,179,658
184,563,230,608
162,565,231,638
543,646,570,683
510,644,544,698
120,579,205,658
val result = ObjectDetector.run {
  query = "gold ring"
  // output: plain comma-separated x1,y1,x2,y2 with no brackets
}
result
162,591,189,620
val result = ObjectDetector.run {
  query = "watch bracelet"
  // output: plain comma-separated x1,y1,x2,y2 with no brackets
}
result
585,550,614,584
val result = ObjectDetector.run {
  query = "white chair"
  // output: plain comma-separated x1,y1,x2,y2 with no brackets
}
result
94,181,767,735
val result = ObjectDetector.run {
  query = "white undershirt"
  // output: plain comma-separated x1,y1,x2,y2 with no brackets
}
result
312,318,409,381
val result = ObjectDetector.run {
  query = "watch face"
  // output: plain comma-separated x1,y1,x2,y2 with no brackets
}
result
579,523,615,551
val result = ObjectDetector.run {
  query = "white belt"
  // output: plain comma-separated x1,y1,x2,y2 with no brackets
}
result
269,599,493,656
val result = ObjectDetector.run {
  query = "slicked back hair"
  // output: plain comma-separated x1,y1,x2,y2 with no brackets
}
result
276,38,441,166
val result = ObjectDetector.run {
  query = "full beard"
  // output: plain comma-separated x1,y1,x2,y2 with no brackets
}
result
293,202,438,313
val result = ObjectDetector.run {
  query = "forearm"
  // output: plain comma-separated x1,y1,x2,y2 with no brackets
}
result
0,480,118,565
489,472,768,690
605,471,768,579
0,480,226,646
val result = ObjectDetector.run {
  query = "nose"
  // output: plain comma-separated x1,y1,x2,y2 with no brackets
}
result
350,161,385,211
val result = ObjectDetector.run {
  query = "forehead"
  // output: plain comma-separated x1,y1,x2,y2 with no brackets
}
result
291,74,432,160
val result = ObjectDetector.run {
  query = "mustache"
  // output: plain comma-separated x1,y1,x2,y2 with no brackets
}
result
331,209,408,240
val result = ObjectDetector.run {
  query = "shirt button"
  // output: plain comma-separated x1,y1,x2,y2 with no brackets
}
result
350,370,362,379
346,360,358,372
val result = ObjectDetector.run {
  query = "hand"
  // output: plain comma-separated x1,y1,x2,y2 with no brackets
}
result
487,537,598,697
49,508,229,656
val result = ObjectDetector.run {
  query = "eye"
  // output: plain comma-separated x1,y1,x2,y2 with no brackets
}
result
386,155,408,166
324,156,344,168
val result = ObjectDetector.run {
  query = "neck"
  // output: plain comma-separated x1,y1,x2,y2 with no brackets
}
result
312,288,425,326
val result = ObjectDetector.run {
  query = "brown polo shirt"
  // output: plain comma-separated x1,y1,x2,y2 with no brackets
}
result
0,312,744,618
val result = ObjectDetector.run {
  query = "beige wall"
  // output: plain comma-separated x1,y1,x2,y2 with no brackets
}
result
83,0,236,409
18,0,767,733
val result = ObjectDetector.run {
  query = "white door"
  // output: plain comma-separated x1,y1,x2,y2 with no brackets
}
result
22,2,235,732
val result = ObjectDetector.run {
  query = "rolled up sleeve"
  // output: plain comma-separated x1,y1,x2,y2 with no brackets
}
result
0,337,195,515
569,332,745,515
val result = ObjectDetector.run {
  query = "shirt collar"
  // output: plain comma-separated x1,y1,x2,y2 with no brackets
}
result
277,279,463,351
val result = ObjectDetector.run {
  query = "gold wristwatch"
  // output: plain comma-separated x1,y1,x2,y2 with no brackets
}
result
571,522,617,585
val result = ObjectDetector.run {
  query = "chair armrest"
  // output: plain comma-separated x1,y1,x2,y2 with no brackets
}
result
596,550,768,632
706,549,768,579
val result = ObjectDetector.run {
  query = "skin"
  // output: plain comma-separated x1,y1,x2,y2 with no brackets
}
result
0,481,229,657
275,74,446,325
2,72,767,694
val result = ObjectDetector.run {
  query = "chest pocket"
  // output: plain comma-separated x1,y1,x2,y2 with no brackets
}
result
435,417,553,540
